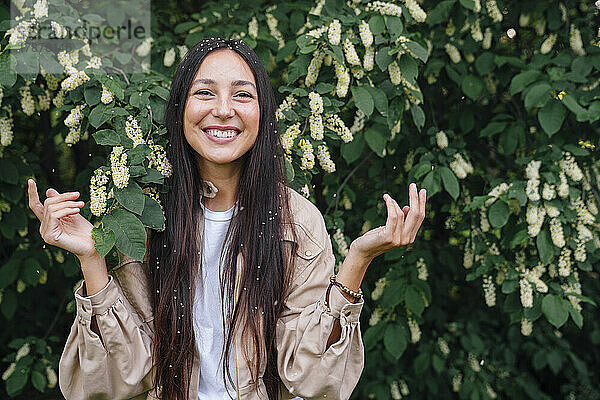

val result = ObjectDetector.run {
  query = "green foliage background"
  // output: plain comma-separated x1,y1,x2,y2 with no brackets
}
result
0,0,599,398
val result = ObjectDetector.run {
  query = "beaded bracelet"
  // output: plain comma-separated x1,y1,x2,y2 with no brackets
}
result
329,275,363,300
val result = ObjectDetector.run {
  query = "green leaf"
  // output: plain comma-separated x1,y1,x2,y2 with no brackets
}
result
0,53,17,88
91,226,116,258
341,133,365,164
84,84,101,106
403,41,428,63
102,208,147,261
405,286,425,316
509,70,541,95
459,0,475,10
410,104,425,131
461,75,484,101
0,258,19,289
439,167,459,200
92,129,121,146
284,157,294,182
427,0,455,25
368,15,385,35
488,200,510,228
384,324,407,359
139,195,165,230
542,294,569,329
365,86,388,116
561,93,589,121
286,54,311,84
351,86,374,117
127,144,152,165
568,303,583,328
31,369,47,392
538,100,566,137
1,288,17,320
524,83,552,110
363,322,386,351
138,168,165,184
98,75,125,100
480,121,507,138
499,125,520,155
510,229,529,249
474,52,495,75
421,170,441,197
114,180,145,215
6,365,28,396
22,258,41,285
536,229,554,264
364,125,387,157
0,158,18,184
375,46,394,72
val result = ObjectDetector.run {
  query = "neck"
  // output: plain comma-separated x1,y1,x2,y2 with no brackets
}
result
198,158,242,212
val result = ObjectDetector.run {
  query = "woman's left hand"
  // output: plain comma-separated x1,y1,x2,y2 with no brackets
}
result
350,183,426,261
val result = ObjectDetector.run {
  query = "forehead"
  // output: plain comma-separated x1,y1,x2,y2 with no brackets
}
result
193,48,255,84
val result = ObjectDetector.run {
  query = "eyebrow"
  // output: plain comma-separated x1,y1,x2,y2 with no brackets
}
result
191,78,256,90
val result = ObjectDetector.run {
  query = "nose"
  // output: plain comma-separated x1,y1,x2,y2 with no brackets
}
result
211,96,235,120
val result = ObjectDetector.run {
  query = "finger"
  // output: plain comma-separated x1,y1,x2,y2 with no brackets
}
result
383,194,398,236
53,207,82,220
44,190,80,207
402,205,410,218
412,189,427,242
389,195,404,244
27,179,44,220
404,183,419,240
47,200,85,213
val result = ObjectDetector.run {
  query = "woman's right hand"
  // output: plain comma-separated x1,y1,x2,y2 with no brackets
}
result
27,179,97,259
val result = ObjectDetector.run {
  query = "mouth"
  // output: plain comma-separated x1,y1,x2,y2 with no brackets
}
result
201,126,242,142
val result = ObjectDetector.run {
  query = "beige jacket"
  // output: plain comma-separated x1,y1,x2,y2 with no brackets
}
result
58,184,364,400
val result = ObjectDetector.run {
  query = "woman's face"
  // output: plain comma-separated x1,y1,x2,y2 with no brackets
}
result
183,48,260,167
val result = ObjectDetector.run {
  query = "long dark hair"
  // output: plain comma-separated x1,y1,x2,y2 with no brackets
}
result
147,37,298,399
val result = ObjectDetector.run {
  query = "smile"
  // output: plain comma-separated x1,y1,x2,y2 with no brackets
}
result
202,126,242,142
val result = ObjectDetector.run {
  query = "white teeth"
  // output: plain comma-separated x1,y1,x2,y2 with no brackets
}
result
205,129,239,138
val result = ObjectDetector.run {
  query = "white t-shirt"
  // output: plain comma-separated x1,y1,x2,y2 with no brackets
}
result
194,200,239,399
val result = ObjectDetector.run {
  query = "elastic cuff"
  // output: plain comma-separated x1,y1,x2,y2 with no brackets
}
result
74,276,120,322
326,286,364,323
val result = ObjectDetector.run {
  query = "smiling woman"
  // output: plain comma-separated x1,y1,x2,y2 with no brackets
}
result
52,37,426,400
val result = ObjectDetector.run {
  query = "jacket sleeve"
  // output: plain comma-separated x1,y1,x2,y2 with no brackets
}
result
58,258,155,400
276,212,365,400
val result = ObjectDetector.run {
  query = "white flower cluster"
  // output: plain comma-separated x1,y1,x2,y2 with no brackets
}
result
438,337,450,356
522,264,548,293
558,247,572,277
281,122,300,153
51,21,68,38
484,182,511,206
558,171,569,198
483,27,493,49
324,113,353,142
480,208,490,232
328,19,342,45
343,38,361,66
266,13,285,49
363,46,375,71
110,146,130,188
562,272,582,311
33,0,48,19
404,0,427,22
86,56,102,69
178,45,188,59
299,138,315,170
369,306,383,326
471,19,483,42
542,182,556,200
300,184,310,198
64,104,85,128
468,353,481,372
307,26,328,40
316,144,336,173
136,37,153,57
525,160,542,202
125,115,145,147
275,94,297,121
101,85,114,104
463,238,474,268
559,152,583,182
305,51,324,87
62,70,90,92
445,43,461,63
388,61,402,85
147,141,173,177
36,89,51,111
520,277,533,307
371,276,387,300
248,16,258,39
90,168,110,216
163,47,176,67
333,227,349,257
308,92,324,140
473,0,481,12
526,203,546,237
53,89,65,108
416,257,428,280
366,1,403,17
521,318,533,336
359,21,373,47
540,34,557,54
549,217,566,248
535,18,547,36
390,380,401,400
0,108,14,147
450,153,473,179
569,24,585,56
349,109,365,135
485,0,503,23
483,275,496,306
7,18,33,46
333,61,350,97
452,374,463,392
408,316,421,343
19,84,35,116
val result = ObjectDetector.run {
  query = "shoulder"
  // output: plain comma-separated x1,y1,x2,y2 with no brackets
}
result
281,184,329,249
